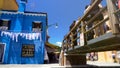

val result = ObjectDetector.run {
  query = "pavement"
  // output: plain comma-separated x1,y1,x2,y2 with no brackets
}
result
0,64,61,68
87,61,120,67
0,61,120,68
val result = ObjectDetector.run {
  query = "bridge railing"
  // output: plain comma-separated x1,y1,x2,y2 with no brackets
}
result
61,0,120,54
59,0,120,66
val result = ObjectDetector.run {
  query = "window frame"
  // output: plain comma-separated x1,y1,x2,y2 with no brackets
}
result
0,19,11,30
32,21,42,32
21,44,35,57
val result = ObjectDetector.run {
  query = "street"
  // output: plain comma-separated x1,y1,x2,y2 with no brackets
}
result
0,61,120,68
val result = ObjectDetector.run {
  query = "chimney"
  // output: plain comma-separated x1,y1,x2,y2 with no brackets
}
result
18,0,27,12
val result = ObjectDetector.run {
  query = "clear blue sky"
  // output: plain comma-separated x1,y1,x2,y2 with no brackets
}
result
17,0,106,47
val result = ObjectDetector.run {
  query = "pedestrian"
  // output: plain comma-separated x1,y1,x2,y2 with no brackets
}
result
90,52,95,61
102,9,112,33
84,5,94,40
117,51,120,64
90,0,104,38
112,51,117,63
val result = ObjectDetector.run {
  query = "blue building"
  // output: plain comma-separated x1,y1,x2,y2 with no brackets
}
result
0,0,47,64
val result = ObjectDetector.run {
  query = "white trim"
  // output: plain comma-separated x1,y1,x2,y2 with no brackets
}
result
1,11,46,17
0,43,6,63
1,19,10,21
33,21,41,23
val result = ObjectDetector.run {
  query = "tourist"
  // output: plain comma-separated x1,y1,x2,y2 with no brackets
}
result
84,5,94,40
102,9,112,33
112,51,117,63
90,0,104,38
117,51,120,64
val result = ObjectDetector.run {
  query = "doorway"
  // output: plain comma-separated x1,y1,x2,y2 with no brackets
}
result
0,43,5,63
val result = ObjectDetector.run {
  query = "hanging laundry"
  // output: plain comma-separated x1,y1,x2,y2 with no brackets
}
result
32,33,35,40
0,31,42,42
12,33,15,41
15,33,19,42
25,33,29,40
39,33,42,41
1,31,4,36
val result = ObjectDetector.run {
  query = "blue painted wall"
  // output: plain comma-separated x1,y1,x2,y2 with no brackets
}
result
0,0,47,64
0,33,11,64
17,0,41,12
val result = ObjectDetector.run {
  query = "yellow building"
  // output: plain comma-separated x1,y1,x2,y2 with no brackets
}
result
97,51,120,63
98,51,114,62
0,0,18,11
87,51,119,63
0,0,3,10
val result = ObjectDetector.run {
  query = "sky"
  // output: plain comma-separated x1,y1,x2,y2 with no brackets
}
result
17,0,106,47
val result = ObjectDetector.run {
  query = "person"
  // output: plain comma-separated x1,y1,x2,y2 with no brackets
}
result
112,51,117,63
102,9,112,33
117,51,120,64
84,5,94,40
89,52,95,61
86,53,90,60
90,0,104,38
93,52,98,61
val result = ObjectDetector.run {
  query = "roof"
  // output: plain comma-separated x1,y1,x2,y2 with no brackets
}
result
45,42,61,53
45,46,56,53
45,42,60,49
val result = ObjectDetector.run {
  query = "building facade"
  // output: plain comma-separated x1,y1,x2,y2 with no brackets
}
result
0,0,47,64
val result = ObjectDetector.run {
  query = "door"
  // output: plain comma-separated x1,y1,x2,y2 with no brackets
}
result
0,43,5,63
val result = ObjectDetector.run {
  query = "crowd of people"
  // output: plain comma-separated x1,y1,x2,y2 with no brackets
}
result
83,0,120,40
84,0,112,40
85,0,120,63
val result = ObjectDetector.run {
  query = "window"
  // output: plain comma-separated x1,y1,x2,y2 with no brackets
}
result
0,20,11,30
21,44,35,57
32,22,42,32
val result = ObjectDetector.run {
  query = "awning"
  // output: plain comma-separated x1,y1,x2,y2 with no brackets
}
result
45,46,56,53
45,42,60,53
45,42,59,49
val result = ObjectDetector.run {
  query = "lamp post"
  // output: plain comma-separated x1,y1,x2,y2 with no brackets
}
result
47,23,58,28
45,23,58,64
46,23,58,42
